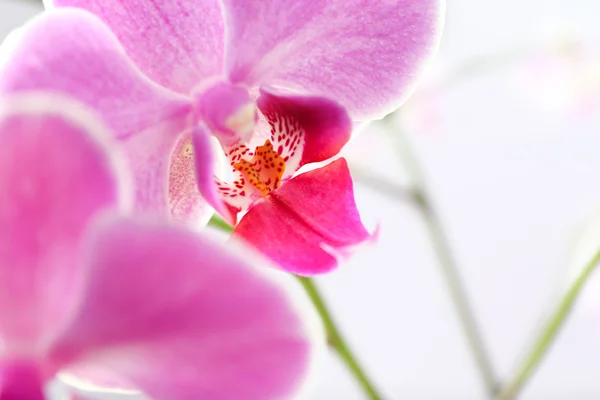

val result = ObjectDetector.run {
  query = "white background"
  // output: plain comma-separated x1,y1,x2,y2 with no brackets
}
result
2,0,600,399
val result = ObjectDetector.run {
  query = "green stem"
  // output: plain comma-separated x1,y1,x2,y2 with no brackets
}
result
498,248,600,400
208,213,234,233
297,277,383,400
389,128,500,397
208,214,384,400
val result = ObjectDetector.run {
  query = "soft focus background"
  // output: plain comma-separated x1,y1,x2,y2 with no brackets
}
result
2,1,600,399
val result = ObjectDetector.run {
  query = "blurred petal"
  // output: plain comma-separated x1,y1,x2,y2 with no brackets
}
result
50,216,322,400
45,0,224,94
0,93,128,353
512,47,600,118
257,86,352,179
0,361,45,400
223,0,445,120
234,158,371,275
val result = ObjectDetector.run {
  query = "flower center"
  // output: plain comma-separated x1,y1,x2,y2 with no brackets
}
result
194,81,257,145
234,140,286,197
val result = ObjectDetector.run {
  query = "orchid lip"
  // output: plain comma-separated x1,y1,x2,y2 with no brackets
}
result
234,139,286,197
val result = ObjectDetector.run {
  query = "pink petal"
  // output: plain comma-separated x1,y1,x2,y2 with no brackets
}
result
195,81,257,144
0,361,45,400
47,0,224,94
168,131,213,227
233,158,372,275
222,0,445,120
50,216,322,400
256,86,352,178
0,9,197,218
0,9,191,140
192,123,237,224
0,93,128,354
116,123,177,216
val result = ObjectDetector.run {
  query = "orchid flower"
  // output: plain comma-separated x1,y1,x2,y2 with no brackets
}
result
0,0,444,274
0,92,321,399
513,45,600,118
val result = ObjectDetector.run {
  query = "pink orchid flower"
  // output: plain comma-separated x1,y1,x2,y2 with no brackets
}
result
0,0,444,275
0,92,321,400
512,44,600,119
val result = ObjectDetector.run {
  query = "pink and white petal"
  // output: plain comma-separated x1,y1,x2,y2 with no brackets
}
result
118,124,177,217
49,216,323,400
46,0,224,95
233,158,372,275
168,131,213,229
0,8,192,141
215,172,256,218
0,9,198,218
0,93,129,354
222,0,445,121
256,86,352,179
221,140,257,167
192,123,240,224
46,378,139,400
214,140,266,216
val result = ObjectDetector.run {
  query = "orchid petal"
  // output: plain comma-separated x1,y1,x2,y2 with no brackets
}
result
115,126,175,216
195,81,257,144
50,216,323,400
0,9,191,140
256,86,352,179
0,361,45,400
168,131,213,228
0,93,128,354
46,0,225,94
192,123,237,224
0,9,198,218
233,158,372,275
214,176,255,223
222,0,445,120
